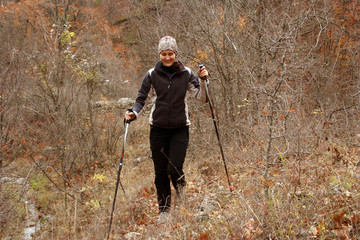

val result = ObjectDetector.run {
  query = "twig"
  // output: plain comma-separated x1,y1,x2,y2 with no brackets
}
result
29,154,76,200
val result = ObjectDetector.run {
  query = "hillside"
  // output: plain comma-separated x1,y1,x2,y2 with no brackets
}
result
1,0,360,239
3,113,360,239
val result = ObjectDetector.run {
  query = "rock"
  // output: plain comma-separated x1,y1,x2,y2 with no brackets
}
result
194,210,209,221
124,232,141,239
0,177,26,185
92,98,135,110
200,195,220,213
194,195,220,221
116,98,135,109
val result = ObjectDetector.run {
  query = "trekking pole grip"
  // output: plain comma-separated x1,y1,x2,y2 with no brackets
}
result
199,64,208,81
124,108,135,124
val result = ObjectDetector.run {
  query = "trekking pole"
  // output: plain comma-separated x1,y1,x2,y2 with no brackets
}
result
107,115,131,239
200,65,233,192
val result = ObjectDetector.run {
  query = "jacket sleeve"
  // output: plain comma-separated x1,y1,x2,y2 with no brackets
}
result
132,70,155,117
187,69,208,103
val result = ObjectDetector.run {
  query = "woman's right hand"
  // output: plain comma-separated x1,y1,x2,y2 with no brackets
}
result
124,110,136,122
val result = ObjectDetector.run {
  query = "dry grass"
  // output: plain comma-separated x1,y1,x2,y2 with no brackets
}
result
2,116,360,240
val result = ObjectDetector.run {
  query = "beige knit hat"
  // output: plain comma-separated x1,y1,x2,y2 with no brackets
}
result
158,36,178,54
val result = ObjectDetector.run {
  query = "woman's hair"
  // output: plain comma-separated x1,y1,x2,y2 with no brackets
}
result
172,61,184,73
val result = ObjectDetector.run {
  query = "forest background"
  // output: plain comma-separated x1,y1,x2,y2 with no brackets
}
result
1,0,360,239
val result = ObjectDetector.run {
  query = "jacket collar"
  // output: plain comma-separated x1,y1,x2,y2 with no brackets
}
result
154,60,185,73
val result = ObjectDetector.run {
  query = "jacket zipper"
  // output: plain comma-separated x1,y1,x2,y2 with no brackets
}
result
168,80,172,128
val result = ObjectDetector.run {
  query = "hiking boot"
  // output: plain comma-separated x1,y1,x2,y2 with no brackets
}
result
156,211,170,224
174,187,186,207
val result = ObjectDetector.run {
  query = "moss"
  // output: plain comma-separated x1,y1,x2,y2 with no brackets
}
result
29,174,52,212
113,16,128,25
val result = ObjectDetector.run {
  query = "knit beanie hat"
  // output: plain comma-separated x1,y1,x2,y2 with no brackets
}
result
158,36,178,54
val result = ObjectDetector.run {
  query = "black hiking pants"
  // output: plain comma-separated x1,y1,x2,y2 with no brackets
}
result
150,125,188,213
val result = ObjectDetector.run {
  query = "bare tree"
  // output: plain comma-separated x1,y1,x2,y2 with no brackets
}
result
124,0,360,235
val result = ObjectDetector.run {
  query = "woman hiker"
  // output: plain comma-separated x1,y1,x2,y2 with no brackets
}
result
125,36,209,216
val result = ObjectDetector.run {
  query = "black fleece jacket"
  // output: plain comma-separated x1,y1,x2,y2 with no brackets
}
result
132,60,207,129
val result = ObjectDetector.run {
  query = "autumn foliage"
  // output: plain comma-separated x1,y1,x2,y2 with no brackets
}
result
1,0,360,239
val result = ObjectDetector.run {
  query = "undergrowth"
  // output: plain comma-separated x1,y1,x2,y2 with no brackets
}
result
2,117,360,239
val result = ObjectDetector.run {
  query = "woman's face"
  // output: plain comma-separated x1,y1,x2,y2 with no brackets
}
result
160,50,176,67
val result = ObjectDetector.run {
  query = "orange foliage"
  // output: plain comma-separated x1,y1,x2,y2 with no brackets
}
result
198,231,211,240
326,0,358,60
